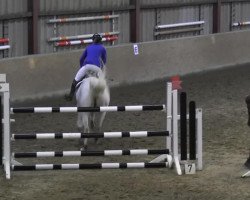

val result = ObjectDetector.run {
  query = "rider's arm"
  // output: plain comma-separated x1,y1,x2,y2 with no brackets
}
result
101,48,107,65
80,49,87,67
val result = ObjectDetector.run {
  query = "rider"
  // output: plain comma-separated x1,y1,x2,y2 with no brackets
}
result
65,33,107,101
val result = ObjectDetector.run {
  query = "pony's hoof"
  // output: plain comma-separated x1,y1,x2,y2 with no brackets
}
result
90,120,95,129
95,138,99,144
80,146,87,151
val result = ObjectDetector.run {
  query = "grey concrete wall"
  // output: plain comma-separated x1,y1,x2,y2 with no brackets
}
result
1,30,250,102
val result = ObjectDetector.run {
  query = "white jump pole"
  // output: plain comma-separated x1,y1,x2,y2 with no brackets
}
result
0,82,11,179
0,45,10,51
48,31,120,42
196,108,203,170
232,21,250,27
155,21,205,29
172,86,182,175
54,36,118,47
166,82,172,154
166,82,173,166
48,14,119,23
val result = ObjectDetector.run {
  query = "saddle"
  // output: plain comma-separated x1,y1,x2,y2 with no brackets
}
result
84,70,100,79
76,70,100,89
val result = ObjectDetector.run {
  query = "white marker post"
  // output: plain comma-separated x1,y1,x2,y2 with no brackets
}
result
133,44,139,55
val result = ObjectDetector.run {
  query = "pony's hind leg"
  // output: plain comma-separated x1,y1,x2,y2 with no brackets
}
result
77,113,89,151
93,88,110,144
77,113,84,148
82,127,89,151
92,112,107,144
79,128,89,151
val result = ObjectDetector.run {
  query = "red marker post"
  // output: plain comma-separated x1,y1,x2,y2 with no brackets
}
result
171,75,182,90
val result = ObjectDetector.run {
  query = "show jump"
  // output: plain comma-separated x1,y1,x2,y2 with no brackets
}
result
0,74,203,179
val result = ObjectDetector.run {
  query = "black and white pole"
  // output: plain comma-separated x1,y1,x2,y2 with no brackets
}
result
12,131,169,140
13,149,169,158
11,105,165,114
12,162,169,171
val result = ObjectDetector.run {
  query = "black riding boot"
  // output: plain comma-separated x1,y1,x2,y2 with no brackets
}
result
65,79,78,101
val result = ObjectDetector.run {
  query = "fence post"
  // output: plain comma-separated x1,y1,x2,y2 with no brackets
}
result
28,0,40,54
213,0,221,33
130,0,141,43
0,82,11,179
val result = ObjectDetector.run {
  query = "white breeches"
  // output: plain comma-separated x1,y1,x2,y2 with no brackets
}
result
75,64,103,82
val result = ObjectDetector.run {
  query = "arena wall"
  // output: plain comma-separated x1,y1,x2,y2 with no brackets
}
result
0,30,250,102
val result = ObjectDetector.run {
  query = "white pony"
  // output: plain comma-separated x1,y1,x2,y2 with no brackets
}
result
75,65,110,150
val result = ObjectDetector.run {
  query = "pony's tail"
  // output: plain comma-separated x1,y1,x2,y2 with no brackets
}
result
89,77,107,93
